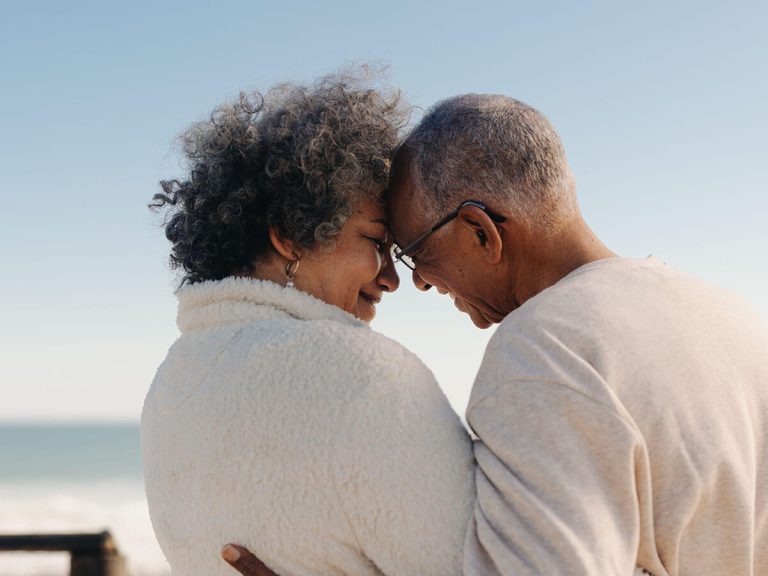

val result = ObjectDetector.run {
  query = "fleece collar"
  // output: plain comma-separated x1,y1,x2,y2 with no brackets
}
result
175,277,366,332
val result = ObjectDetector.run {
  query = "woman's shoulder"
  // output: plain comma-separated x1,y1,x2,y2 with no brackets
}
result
304,319,439,392
239,315,431,382
244,316,457,421
308,322,467,439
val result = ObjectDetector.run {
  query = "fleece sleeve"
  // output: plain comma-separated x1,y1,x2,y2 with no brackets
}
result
330,340,476,576
463,372,649,576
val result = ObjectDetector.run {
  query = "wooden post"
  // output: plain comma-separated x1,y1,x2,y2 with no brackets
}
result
0,531,129,576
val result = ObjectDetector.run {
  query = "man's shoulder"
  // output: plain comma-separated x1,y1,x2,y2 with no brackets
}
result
472,258,724,402
476,255,768,408
500,256,744,333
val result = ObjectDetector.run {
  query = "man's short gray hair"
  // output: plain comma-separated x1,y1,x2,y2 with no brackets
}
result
396,94,578,229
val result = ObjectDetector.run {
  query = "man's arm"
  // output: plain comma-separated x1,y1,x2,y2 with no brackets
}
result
464,378,648,575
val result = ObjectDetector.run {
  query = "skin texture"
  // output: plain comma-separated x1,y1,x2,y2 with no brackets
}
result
386,159,616,328
256,199,399,324
386,168,509,328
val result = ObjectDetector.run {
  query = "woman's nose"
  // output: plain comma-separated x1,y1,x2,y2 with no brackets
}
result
412,269,432,292
377,252,400,292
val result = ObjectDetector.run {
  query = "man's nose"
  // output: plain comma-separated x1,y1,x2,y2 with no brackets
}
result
412,269,432,292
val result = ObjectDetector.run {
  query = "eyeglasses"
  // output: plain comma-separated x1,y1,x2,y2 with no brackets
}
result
392,200,507,270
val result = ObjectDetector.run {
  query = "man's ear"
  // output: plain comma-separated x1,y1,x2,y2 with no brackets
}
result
457,205,504,264
268,226,301,261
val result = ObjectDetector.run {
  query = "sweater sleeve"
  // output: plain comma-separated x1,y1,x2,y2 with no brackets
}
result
330,334,476,576
463,374,648,576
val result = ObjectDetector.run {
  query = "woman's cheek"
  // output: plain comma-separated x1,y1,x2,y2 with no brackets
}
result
361,248,381,281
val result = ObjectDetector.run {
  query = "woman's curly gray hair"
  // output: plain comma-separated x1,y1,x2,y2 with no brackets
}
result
151,72,408,284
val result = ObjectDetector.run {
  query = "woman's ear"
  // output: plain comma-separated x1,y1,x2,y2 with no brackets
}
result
457,205,503,264
267,226,301,261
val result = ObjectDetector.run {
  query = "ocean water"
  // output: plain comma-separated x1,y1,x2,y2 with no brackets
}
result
0,424,169,576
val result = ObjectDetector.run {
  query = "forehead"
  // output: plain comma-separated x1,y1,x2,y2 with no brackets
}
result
350,198,387,221
386,160,429,242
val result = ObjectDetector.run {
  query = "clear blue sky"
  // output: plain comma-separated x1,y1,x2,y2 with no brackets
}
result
1,0,766,421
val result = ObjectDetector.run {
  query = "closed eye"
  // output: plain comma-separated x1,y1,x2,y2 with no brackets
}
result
366,236,389,254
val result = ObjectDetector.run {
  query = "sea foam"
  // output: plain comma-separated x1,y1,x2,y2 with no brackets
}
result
0,479,169,575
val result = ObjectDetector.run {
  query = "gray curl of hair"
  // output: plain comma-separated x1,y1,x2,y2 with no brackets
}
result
150,71,408,285
395,94,577,229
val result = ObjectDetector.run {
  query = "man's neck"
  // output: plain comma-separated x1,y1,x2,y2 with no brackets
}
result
512,216,616,306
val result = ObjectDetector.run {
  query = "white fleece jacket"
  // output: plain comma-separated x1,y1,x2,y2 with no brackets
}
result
141,278,475,576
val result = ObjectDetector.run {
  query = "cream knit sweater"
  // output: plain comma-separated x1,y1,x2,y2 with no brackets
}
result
142,278,475,576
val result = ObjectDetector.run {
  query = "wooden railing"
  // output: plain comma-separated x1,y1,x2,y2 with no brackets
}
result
0,530,128,576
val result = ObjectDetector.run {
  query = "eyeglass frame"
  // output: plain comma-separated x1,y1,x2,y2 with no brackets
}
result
392,200,507,270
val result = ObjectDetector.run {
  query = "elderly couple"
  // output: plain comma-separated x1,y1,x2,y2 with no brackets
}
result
142,72,768,575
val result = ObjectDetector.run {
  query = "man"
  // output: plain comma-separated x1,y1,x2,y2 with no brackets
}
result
224,95,768,574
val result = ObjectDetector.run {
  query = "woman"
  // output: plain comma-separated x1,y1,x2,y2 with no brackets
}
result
142,74,475,576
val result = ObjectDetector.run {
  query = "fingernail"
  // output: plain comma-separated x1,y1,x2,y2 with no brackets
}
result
222,545,241,562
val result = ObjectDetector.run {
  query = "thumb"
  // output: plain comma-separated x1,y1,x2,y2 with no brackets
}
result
221,544,276,576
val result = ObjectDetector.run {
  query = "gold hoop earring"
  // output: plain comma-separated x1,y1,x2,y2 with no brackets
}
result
285,258,300,288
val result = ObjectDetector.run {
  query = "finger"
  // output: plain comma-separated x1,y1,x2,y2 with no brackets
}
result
222,544,277,576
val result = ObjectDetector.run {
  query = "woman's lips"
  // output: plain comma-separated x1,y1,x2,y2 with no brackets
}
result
359,291,381,306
